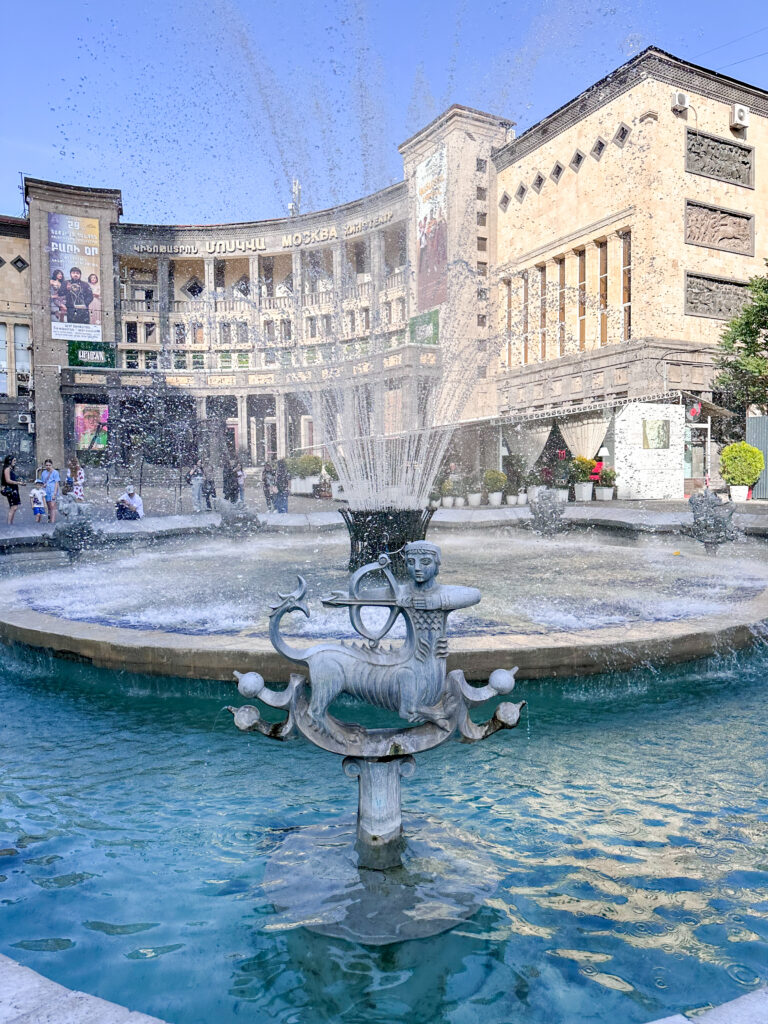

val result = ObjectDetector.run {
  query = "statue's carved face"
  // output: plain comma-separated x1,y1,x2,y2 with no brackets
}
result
406,552,439,585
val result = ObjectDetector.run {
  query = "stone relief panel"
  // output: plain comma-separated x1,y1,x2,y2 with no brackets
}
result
686,130,754,187
685,201,754,255
685,273,749,320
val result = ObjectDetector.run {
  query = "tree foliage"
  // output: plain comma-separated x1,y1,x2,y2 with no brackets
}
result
715,263,768,425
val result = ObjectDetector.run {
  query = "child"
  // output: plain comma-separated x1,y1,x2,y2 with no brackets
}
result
29,479,46,523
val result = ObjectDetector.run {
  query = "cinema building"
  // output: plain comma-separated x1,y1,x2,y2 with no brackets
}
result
1,47,766,498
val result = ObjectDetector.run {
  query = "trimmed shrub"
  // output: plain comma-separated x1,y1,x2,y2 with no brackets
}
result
719,442,765,486
570,456,596,483
598,467,617,487
285,454,323,478
483,469,507,493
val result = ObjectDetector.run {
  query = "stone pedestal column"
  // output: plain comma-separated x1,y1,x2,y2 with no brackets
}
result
343,756,416,869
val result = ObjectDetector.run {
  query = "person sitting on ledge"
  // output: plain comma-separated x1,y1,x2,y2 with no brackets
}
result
116,483,144,520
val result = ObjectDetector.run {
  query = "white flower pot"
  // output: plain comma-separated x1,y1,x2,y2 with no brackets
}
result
429,499,440,509
574,482,594,502
442,496,455,508
290,475,320,496
729,485,749,502
595,486,614,501
554,488,569,503
330,480,344,499
488,491,503,507
468,493,482,507
505,494,517,505
517,493,528,505
526,485,541,502
454,496,466,508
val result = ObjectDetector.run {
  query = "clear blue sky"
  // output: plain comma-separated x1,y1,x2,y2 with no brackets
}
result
1,0,767,224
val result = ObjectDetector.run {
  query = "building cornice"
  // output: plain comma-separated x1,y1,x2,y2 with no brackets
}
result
24,177,123,215
493,47,768,172
399,104,513,157
0,215,30,239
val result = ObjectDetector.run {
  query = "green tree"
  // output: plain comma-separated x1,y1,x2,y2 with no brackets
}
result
715,263,768,432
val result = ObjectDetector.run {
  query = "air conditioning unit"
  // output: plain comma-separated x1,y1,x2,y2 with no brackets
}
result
730,103,750,128
671,91,689,112
17,414,31,424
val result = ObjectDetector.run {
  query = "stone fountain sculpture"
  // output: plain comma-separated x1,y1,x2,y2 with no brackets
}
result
228,541,525,942
528,488,568,536
684,488,736,555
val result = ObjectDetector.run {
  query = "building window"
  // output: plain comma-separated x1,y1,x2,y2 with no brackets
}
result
305,346,317,364
173,350,187,369
361,307,370,330
477,287,488,301
264,348,276,365
279,349,292,367
477,314,487,327
144,322,156,344
126,321,138,345
220,322,231,346
577,249,586,350
613,123,631,147
476,186,487,201
322,314,332,336
477,262,488,277
237,351,249,368
591,137,607,161
531,173,545,193
622,230,632,341
476,158,487,172
236,321,248,345
557,257,566,356
598,240,608,346
514,184,526,203
11,255,29,273
192,351,204,369
477,212,487,227
477,364,487,379
383,301,392,325
307,316,317,338
570,150,585,172
122,350,137,369
396,298,406,322
347,310,356,335
174,323,186,345
184,277,204,299
144,351,158,370
214,260,226,290
551,162,564,183
235,275,250,297
521,272,529,365
13,324,31,373
538,265,547,360
477,237,487,252
264,320,275,342
220,351,232,369
280,319,292,342
193,322,204,345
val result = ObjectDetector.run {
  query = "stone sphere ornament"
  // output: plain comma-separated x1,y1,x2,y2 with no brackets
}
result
228,541,526,943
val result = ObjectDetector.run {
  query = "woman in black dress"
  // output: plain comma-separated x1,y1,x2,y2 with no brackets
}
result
2,454,21,526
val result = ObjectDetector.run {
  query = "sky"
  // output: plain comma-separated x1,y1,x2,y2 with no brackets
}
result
1,0,767,225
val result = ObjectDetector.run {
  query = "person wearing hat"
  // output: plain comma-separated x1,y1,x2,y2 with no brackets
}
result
116,483,145,520
29,478,47,524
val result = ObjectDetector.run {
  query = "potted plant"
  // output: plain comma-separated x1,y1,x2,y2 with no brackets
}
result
428,487,441,510
286,454,323,496
324,460,344,500
571,456,596,501
595,467,616,501
484,469,507,507
441,479,456,508
502,454,526,506
454,477,467,508
467,472,483,507
526,470,542,504
720,441,765,502
553,463,570,504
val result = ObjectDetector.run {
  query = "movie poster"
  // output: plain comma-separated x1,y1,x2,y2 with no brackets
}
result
416,145,447,312
75,403,109,451
48,213,102,342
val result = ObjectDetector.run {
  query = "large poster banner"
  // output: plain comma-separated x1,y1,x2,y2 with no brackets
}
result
416,145,447,312
48,213,102,342
74,403,109,451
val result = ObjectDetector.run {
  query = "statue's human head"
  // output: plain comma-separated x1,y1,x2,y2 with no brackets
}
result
403,541,441,586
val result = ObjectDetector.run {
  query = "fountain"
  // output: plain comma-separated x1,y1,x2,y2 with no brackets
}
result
228,540,524,942
49,505,104,561
683,488,737,555
527,488,569,536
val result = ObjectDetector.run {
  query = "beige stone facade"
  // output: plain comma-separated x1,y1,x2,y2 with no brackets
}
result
0,46,765,494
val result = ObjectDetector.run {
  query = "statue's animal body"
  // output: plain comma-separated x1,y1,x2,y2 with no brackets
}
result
269,566,480,738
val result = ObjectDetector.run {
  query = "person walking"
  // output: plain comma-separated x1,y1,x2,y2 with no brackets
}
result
40,459,60,524
262,462,276,512
186,459,204,512
2,454,21,525
275,459,291,514
235,462,246,505
202,462,217,510
67,456,85,502
223,458,238,504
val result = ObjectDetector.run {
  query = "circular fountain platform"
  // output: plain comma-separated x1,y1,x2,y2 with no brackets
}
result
1,530,768,681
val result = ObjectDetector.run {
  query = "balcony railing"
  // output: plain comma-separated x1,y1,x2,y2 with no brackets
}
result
120,299,160,313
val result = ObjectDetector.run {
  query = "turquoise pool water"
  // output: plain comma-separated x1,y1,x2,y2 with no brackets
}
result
1,643,767,1023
